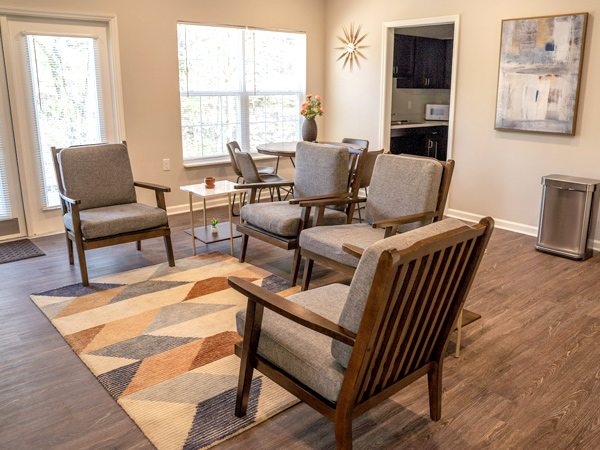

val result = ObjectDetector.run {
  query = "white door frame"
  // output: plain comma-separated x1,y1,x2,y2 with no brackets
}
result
0,6,126,237
378,15,460,157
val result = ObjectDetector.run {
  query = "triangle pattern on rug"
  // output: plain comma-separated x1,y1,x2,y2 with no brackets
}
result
89,334,198,360
109,280,190,304
54,285,128,319
97,360,142,399
34,282,124,298
145,303,234,334
182,377,263,450
149,258,223,280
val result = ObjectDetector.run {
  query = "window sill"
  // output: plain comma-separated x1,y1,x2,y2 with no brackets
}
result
183,153,278,168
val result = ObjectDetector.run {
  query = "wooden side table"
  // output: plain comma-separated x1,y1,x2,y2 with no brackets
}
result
180,181,243,256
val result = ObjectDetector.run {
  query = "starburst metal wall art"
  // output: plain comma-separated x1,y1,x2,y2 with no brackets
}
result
336,23,368,71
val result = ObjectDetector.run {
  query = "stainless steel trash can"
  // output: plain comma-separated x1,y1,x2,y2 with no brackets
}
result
536,174,600,260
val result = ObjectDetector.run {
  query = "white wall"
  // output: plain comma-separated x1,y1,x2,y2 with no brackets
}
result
1,0,326,222
323,0,600,241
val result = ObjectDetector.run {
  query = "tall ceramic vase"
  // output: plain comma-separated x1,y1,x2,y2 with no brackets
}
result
302,118,318,142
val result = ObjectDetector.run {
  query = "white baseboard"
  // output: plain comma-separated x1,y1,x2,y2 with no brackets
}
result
446,208,600,251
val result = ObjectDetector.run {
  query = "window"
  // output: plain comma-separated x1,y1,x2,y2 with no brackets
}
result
177,23,306,162
23,34,106,208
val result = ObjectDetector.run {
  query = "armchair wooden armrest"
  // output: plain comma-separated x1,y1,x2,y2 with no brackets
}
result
289,193,352,205
59,192,81,205
342,243,364,259
134,181,171,192
234,181,295,190
372,211,438,229
228,276,356,346
298,197,366,208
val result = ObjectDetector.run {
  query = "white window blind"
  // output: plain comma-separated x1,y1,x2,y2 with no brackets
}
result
23,34,105,208
0,124,11,219
177,24,306,161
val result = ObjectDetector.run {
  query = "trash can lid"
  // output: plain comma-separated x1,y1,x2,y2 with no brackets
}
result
542,174,600,191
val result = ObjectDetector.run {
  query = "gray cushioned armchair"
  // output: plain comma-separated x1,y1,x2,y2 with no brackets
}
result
229,217,494,449
235,142,366,285
299,154,454,290
51,142,174,286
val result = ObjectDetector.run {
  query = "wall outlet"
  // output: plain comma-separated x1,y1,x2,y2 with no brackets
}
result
407,100,412,109
163,158,170,171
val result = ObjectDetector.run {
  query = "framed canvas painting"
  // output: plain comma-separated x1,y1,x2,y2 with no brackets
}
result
494,13,588,135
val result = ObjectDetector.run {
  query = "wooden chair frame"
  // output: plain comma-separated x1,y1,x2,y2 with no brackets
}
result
51,141,174,286
235,145,367,285
229,217,494,449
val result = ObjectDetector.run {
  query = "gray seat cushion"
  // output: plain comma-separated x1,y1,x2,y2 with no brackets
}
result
299,223,386,268
236,283,349,403
366,155,443,232
58,143,137,211
241,201,347,237
64,203,168,240
331,218,468,368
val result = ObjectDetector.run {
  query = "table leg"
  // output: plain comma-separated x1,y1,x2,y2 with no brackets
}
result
228,192,234,256
189,192,196,256
203,198,207,228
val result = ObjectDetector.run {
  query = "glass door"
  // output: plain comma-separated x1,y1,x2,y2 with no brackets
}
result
0,15,118,236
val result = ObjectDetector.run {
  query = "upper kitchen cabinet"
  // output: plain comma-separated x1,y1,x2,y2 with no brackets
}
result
394,35,452,89
413,37,446,88
393,34,415,88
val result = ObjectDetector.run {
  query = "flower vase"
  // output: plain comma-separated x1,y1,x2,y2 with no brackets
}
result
302,118,318,142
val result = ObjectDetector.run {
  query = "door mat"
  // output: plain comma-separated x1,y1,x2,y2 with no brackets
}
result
0,239,45,264
30,251,301,450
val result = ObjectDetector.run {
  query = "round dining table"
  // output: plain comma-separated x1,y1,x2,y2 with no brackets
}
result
256,141,365,171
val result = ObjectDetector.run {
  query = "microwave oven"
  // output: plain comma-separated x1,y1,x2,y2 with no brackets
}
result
425,104,449,121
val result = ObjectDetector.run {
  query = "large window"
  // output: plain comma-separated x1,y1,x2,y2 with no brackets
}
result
177,23,306,162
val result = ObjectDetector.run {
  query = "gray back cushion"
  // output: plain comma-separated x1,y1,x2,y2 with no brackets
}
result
59,143,137,211
293,142,349,199
331,218,468,368
366,155,443,232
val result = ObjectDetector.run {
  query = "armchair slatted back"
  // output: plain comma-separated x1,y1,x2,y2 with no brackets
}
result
338,217,493,412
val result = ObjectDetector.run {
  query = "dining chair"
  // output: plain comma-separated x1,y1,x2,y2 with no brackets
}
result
226,141,276,215
235,142,367,285
354,149,384,223
229,217,494,449
51,142,174,286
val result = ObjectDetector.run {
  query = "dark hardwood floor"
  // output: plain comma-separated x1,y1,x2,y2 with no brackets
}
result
2,207,600,449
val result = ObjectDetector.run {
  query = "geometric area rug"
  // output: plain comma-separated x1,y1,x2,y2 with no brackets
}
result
30,251,301,450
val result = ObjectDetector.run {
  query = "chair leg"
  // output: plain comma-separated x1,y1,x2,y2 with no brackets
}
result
74,238,89,287
427,361,443,421
301,257,314,291
66,233,74,265
239,234,249,263
164,234,175,267
290,248,302,286
455,310,463,358
136,240,141,251
334,415,353,450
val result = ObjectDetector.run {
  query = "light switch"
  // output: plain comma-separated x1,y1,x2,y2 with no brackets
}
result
163,159,170,171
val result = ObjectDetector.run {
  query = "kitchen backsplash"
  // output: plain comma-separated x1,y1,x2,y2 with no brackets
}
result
392,88,451,121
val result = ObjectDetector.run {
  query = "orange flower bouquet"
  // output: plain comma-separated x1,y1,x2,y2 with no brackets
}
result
300,94,324,120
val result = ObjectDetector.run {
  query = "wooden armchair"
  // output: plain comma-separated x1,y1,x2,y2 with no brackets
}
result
235,142,367,285
51,142,174,286
229,217,494,449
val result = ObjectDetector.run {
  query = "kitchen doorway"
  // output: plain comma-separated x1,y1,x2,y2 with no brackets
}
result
379,16,459,160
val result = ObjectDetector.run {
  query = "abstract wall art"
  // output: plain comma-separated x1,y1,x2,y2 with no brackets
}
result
495,13,588,135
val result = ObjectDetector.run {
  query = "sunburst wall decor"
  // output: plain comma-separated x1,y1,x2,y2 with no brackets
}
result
336,23,368,70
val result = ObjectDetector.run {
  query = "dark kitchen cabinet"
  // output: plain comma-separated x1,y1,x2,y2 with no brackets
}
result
413,37,446,89
390,126,448,161
393,34,415,88
393,35,452,89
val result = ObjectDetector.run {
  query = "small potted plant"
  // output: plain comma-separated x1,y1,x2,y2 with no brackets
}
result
211,218,219,234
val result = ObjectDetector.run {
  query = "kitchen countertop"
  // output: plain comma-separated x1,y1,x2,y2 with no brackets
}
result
391,121,449,129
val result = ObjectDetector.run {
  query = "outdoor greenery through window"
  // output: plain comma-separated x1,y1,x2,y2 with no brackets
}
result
177,23,306,161
24,34,105,207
